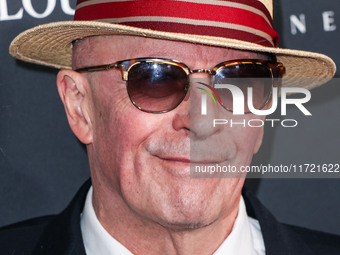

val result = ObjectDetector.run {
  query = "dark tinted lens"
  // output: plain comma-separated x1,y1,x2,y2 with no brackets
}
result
127,62,188,112
214,63,273,112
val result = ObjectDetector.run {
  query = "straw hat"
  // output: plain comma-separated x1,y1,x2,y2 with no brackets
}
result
9,0,336,89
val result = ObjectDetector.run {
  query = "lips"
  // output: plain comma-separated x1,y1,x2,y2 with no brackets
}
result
160,156,191,163
147,147,233,164
153,154,225,165
145,136,236,165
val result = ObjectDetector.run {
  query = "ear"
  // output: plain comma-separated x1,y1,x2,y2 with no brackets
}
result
56,70,93,144
253,124,264,154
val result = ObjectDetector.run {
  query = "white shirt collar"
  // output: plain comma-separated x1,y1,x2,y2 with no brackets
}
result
81,186,265,255
81,187,133,255
213,196,264,255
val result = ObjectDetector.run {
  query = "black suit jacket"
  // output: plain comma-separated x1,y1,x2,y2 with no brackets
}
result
1,179,340,255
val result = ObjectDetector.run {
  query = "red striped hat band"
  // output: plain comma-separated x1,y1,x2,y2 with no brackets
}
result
74,0,279,47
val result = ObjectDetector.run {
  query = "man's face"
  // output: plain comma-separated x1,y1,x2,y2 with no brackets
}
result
73,35,265,230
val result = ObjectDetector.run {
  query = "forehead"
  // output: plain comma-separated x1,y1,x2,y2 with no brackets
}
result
72,35,268,68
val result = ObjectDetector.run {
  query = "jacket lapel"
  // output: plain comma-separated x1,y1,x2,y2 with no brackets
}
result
33,180,91,255
243,189,315,255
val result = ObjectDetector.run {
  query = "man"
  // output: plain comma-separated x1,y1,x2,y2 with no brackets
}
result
1,0,340,254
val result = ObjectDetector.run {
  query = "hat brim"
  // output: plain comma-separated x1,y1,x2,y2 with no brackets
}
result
9,21,336,90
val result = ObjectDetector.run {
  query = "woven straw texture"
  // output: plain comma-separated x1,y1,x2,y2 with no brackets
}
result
9,21,336,90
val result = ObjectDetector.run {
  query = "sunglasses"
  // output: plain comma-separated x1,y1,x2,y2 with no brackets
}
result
75,58,285,113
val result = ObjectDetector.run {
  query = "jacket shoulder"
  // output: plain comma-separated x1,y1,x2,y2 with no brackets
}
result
0,215,56,255
286,224,340,254
243,189,340,254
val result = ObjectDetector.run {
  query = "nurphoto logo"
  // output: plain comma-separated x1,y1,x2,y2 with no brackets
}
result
197,83,312,128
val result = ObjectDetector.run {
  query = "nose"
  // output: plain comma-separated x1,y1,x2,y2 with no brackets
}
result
172,73,226,140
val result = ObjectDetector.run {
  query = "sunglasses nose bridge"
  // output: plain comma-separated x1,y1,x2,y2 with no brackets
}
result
189,69,213,86
191,69,212,75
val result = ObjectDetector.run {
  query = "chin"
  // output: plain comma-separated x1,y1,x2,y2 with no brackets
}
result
151,198,222,232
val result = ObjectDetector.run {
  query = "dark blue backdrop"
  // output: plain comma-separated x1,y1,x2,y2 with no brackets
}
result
1,0,339,235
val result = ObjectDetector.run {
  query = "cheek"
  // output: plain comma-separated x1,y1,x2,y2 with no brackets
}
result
88,71,153,184
90,84,170,187
231,115,264,164
90,70,139,148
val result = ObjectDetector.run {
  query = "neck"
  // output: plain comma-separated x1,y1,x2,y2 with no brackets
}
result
91,183,240,255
